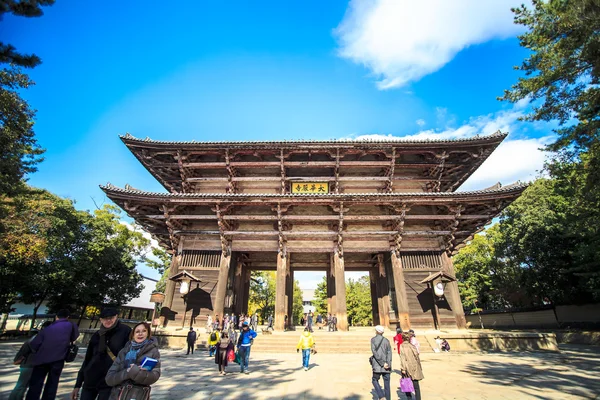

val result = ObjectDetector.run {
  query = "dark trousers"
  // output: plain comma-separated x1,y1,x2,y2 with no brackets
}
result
25,360,64,400
187,342,195,354
372,372,390,400
80,387,112,400
403,380,421,400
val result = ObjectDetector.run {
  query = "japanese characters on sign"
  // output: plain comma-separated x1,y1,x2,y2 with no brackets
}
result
291,182,329,194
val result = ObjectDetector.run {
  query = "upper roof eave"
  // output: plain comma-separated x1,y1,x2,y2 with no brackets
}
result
119,131,508,149
99,181,528,201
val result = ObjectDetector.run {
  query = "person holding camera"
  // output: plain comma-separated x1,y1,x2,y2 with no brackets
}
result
370,325,392,400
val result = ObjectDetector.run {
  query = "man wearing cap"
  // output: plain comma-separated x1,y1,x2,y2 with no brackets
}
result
236,321,257,374
370,325,392,400
70,308,131,400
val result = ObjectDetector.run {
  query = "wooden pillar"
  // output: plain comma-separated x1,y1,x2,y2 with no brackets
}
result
275,252,288,331
233,257,244,315
328,253,337,315
333,250,348,331
390,251,411,331
161,246,181,326
213,250,231,320
442,252,467,329
369,269,380,326
242,267,250,314
377,254,390,328
285,265,294,329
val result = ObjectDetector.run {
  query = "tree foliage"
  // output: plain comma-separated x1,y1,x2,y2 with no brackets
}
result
501,0,600,155
311,275,374,326
142,247,171,294
248,271,303,324
346,276,372,326
456,177,600,310
0,189,148,328
0,0,53,195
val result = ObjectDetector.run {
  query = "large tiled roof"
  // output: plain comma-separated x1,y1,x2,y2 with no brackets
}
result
100,181,527,199
120,131,508,147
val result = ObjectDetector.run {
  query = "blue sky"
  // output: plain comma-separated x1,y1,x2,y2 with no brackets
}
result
4,1,552,286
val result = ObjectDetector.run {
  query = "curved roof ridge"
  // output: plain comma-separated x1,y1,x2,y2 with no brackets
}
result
100,182,528,198
119,131,508,146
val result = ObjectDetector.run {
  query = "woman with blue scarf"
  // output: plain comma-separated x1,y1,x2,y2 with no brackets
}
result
106,322,161,400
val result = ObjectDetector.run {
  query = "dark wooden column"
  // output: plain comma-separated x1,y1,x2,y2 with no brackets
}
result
369,269,380,325
161,244,181,326
442,252,467,329
213,249,231,320
233,257,244,315
328,253,336,315
376,254,390,328
275,251,288,331
333,249,348,331
391,251,411,331
242,267,250,314
285,265,294,329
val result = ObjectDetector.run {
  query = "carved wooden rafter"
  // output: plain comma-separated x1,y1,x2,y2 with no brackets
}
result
426,151,448,192
334,148,340,194
448,147,486,191
276,203,287,258
176,150,192,192
390,203,410,257
162,204,181,252
336,201,344,258
141,149,177,192
225,149,237,194
444,205,464,254
384,147,396,193
214,204,231,256
279,149,286,194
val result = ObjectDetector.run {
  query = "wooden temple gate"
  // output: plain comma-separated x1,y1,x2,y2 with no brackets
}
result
101,132,526,331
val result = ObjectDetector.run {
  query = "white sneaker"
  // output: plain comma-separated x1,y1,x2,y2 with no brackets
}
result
304,367,308,371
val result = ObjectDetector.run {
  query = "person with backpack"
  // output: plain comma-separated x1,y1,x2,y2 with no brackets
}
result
215,331,234,375
208,329,220,357
186,327,197,355
370,325,392,400
296,328,316,371
236,321,257,374
70,308,131,400
9,321,52,400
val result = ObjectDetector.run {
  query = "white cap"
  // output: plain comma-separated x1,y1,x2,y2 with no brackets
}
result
375,325,385,333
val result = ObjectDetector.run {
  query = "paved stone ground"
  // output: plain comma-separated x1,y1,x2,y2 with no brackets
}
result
1,342,599,399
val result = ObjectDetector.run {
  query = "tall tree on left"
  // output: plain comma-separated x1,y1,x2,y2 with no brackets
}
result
0,0,54,195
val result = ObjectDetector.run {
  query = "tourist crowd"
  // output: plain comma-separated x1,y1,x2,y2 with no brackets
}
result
10,309,427,400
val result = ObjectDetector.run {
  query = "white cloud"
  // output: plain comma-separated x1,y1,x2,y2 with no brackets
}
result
335,0,521,89
348,105,554,189
416,119,426,127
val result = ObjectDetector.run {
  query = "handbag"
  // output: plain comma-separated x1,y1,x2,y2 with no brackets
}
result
227,348,235,362
115,382,151,400
400,377,415,393
65,322,79,363
233,351,242,364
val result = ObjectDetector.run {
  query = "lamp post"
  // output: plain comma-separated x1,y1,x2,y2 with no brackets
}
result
150,292,165,334
420,271,456,331
169,270,202,329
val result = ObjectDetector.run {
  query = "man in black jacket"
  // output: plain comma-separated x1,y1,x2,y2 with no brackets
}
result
186,327,197,355
70,308,131,400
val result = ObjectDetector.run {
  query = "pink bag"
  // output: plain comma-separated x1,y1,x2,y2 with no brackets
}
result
400,377,414,392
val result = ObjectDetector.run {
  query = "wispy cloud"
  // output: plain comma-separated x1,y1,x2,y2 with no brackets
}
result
347,104,554,190
416,119,426,127
335,0,521,89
